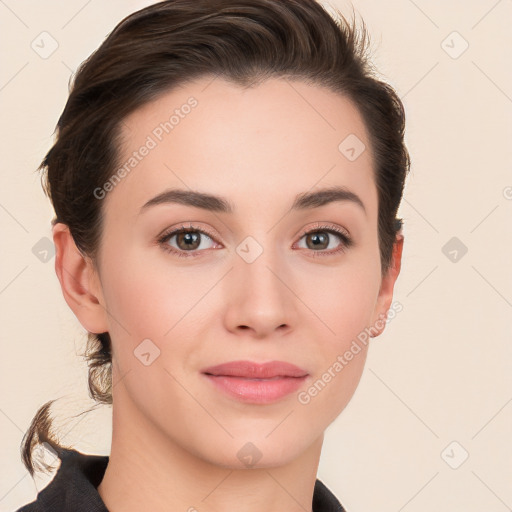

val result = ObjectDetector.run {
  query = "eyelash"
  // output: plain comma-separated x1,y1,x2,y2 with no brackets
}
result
157,222,353,259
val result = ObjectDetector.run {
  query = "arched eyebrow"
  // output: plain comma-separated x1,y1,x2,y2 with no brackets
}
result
139,185,366,216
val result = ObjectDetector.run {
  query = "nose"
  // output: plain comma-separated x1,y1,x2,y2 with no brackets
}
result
222,247,298,339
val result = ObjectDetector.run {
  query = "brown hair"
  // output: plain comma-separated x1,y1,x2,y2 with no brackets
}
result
21,0,410,475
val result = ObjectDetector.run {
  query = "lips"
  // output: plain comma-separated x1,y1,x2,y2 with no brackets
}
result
201,360,309,379
201,360,309,404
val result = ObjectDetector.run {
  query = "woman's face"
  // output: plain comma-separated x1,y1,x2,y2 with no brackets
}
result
65,77,401,468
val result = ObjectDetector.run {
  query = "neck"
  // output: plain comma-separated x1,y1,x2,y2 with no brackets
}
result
97,382,324,512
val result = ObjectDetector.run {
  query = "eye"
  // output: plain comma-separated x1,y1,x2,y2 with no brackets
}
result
157,222,353,259
295,223,353,257
157,224,219,258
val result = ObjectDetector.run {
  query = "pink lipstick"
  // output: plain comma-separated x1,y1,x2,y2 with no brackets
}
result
201,360,309,404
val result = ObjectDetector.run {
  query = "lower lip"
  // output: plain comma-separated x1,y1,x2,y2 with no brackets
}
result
203,374,308,404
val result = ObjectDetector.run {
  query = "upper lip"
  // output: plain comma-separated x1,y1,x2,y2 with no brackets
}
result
201,360,309,378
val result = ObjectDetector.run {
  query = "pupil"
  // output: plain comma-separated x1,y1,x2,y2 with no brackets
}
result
309,232,327,249
179,231,200,249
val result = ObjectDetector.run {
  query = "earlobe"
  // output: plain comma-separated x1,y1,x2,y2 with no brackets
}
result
52,223,109,334
370,233,404,338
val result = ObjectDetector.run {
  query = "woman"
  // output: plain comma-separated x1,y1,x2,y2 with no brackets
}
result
16,0,409,510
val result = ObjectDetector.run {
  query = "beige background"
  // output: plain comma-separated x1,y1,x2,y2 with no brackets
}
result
1,1,511,511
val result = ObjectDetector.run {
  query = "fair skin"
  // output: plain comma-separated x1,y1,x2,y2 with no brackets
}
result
52,77,403,512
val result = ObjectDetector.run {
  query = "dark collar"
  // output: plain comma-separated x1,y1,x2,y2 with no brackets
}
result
18,448,346,512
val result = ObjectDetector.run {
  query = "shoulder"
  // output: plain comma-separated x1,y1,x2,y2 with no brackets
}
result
313,478,348,512
13,448,109,512
13,501,41,512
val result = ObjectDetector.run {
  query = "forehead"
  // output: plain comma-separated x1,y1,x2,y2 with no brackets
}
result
105,76,377,221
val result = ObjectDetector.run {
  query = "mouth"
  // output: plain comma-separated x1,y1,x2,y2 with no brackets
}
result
201,360,309,404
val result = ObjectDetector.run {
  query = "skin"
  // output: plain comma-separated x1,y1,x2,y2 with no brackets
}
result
53,76,403,512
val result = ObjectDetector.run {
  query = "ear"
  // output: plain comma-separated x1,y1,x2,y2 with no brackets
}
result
369,232,404,337
52,223,109,334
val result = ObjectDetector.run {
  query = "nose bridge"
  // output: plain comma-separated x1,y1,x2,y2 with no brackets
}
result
225,229,295,333
235,230,286,296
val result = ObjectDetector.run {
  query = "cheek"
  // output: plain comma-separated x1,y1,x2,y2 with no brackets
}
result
302,262,380,342
296,262,379,412
101,250,204,340
100,250,216,393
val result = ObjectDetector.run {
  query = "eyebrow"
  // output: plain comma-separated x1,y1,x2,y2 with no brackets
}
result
139,185,366,216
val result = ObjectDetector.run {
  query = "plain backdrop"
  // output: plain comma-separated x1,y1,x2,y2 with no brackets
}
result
1,1,511,511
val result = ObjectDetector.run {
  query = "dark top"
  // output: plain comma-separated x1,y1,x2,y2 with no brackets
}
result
15,448,347,511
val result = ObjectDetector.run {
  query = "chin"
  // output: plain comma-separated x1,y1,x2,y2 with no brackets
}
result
195,431,318,470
